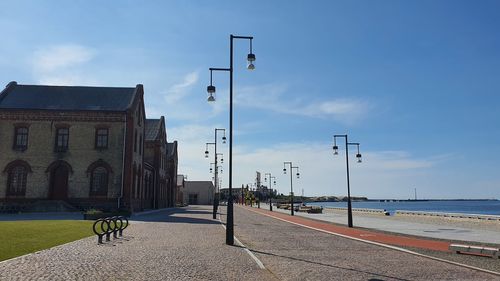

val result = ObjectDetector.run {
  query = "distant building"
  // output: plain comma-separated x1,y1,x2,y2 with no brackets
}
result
166,141,178,206
177,174,185,205
183,181,214,205
144,117,178,208
220,187,245,200
0,81,177,212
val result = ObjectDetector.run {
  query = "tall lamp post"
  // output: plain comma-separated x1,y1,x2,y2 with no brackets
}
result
204,141,216,219
283,162,300,216
206,34,255,245
333,134,362,228
205,128,226,219
264,173,276,211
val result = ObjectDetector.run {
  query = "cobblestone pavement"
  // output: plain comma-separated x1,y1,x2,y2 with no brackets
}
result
0,206,275,281
226,205,500,281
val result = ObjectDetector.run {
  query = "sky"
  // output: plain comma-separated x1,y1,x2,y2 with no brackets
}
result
1,0,499,199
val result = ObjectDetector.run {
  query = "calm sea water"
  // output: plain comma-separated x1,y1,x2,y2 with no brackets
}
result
306,200,500,215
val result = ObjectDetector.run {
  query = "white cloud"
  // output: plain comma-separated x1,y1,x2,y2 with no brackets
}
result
168,127,451,199
164,71,199,104
31,44,98,85
234,83,372,124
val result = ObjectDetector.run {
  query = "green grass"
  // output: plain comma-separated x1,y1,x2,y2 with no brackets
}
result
0,220,94,261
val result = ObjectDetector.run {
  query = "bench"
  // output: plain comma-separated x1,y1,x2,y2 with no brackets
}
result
449,244,500,258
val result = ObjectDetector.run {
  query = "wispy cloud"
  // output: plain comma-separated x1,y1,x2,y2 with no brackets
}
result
32,44,98,85
164,71,199,104
167,126,455,199
33,44,95,72
234,83,372,124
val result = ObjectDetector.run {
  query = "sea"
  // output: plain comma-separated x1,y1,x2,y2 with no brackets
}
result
306,200,500,216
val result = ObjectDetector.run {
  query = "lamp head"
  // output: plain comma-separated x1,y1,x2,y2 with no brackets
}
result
247,53,256,70
333,145,339,155
222,136,227,143
207,85,216,102
356,153,362,163
273,180,276,185
220,158,224,163
296,172,300,179
207,85,216,94
283,168,286,174
204,150,209,158
209,167,213,173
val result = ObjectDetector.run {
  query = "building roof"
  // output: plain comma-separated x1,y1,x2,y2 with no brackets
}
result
0,81,141,111
145,119,162,141
167,141,177,158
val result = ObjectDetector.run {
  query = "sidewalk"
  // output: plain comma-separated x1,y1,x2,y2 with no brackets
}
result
0,206,274,281
229,205,500,280
257,203,500,245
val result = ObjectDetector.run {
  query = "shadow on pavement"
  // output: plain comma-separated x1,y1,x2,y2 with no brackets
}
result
236,246,411,281
131,207,220,225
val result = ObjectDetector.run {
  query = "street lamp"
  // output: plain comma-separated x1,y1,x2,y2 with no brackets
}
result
205,128,226,219
206,34,255,245
264,173,277,211
333,134,362,228
283,162,300,216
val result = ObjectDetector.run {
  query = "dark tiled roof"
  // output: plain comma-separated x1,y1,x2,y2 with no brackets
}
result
145,119,161,141
0,82,139,111
167,141,177,157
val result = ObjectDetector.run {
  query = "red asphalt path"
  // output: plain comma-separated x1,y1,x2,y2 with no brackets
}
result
240,205,451,252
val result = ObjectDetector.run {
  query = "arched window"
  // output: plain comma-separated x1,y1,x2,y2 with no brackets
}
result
7,166,28,196
87,160,112,197
90,167,108,196
4,160,32,196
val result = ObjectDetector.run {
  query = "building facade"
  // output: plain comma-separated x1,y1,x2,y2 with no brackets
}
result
183,181,215,205
0,81,176,212
144,117,177,209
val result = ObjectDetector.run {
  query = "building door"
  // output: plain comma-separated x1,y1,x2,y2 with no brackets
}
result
50,164,69,200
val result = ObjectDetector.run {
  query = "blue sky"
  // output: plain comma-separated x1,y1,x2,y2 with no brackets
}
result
1,1,499,199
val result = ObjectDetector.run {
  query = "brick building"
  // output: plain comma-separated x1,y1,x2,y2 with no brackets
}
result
0,81,177,212
144,117,178,209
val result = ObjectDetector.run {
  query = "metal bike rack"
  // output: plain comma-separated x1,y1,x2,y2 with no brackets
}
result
92,216,129,244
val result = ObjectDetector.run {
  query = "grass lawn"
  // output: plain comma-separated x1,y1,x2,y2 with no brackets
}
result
0,220,94,262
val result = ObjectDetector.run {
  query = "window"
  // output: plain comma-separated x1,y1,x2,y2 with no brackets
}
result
134,130,138,153
139,135,142,155
90,167,108,196
13,127,28,151
55,128,69,152
136,165,141,199
132,163,137,199
7,166,27,196
136,107,142,126
95,128,109,149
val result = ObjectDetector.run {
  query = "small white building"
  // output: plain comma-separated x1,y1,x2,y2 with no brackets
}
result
183,181,214,205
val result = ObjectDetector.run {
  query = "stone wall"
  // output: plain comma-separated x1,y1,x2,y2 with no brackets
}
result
0,111,125,202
